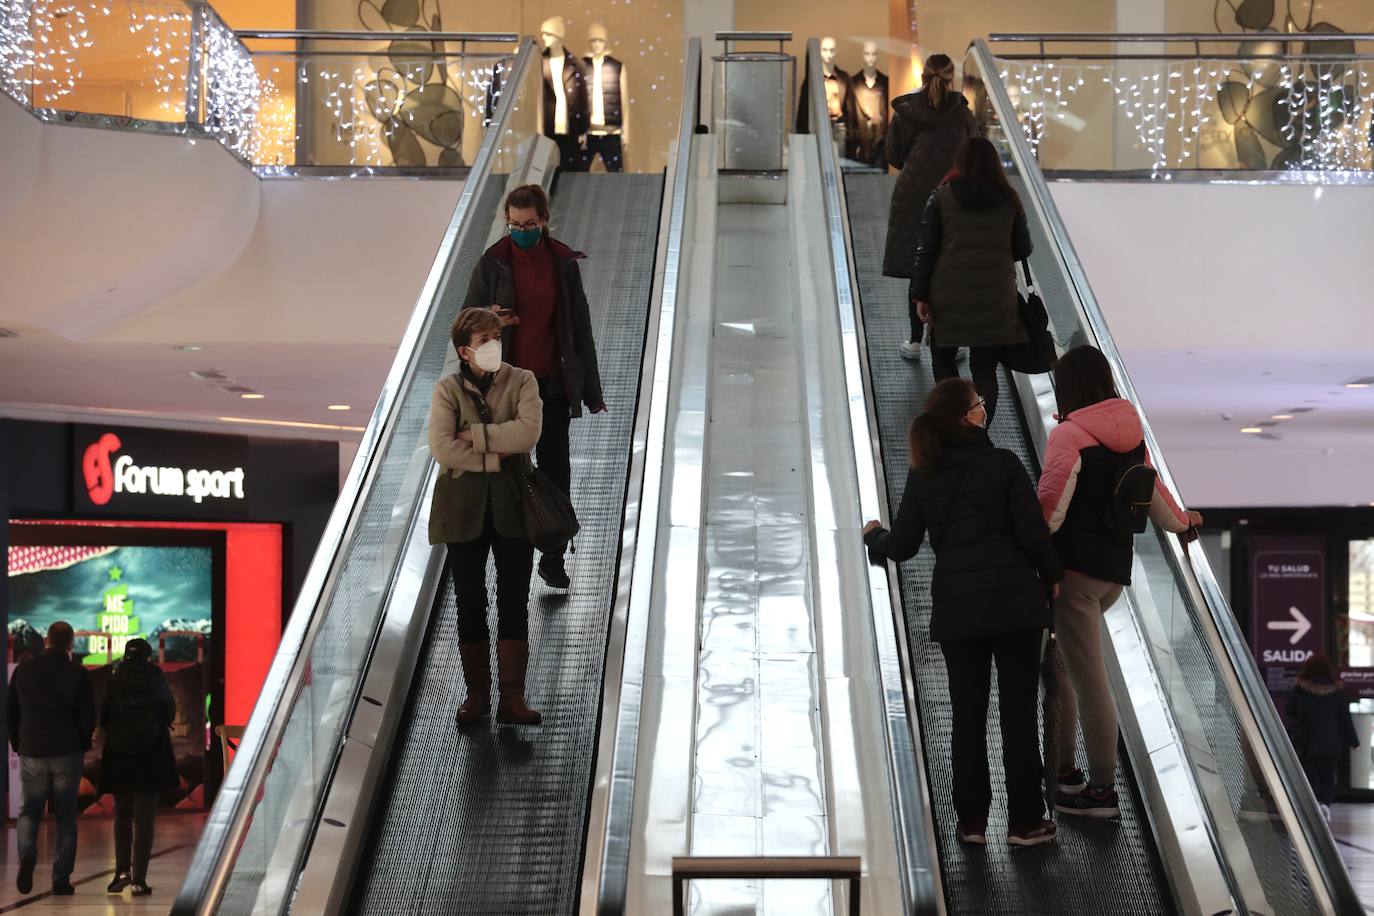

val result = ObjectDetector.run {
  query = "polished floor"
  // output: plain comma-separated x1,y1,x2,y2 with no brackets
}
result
0,813,205,912
1333,803,1374,913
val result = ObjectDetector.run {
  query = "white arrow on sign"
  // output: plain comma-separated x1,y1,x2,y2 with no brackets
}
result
1267,606,1312,645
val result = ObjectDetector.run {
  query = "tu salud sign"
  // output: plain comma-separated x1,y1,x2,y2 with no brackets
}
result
1250,534,1326,705
72,424,251,520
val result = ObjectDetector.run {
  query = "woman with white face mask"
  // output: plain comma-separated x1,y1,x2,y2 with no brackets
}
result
428,307,545,727
863,378,1063,848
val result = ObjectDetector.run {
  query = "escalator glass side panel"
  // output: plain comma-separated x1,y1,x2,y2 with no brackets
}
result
349,173,665,915
172,40,543,916
961,40,1358,915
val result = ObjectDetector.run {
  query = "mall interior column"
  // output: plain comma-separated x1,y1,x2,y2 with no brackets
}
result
1114,0,1165,169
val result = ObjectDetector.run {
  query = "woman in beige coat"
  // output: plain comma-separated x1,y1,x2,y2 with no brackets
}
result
428,307,544,726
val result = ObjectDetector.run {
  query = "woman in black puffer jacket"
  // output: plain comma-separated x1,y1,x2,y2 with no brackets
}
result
99,639,178,897
864,378,1063,848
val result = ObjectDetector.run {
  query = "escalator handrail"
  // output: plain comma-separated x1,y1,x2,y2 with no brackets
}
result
587,36,701,915
169,37,537,916
970,37,1362,916
803,38,944,915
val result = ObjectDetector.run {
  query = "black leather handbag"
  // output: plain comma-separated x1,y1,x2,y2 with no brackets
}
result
514,455,580,553
1000,260,1058,375
462,381,579,553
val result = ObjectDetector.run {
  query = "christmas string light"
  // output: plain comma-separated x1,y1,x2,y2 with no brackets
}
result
998,56,1372,173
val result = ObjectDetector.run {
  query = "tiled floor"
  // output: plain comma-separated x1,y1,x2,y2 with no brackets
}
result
1333,803,1374,913
0,813,205,912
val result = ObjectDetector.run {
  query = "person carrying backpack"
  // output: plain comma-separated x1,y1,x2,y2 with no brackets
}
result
1037,345,1201,818
98,638,178,897
865,378,1063,847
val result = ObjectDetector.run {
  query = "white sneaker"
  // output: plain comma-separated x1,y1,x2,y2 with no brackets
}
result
898,339,921,360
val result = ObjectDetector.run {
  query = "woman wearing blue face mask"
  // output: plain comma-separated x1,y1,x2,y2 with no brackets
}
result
461,184,606,592
429,307,545,726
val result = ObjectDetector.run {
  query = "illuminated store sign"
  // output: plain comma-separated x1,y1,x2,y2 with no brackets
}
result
72,425,251,519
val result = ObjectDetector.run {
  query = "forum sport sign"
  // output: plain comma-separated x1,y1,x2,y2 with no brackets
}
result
73,425,250,519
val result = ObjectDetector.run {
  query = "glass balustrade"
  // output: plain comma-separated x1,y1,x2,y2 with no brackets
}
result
984,38,1374,175
0,0,515,168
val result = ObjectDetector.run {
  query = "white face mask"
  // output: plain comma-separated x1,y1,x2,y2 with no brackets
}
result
470,339,502,373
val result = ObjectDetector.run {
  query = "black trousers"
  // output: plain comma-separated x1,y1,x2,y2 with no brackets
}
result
1302,753,1338,805
552,133,586,172
932,344,1002,423
537,377,573,557
449,511,534,644
114,792,158,882
584,134,624,171
940,629,1046,827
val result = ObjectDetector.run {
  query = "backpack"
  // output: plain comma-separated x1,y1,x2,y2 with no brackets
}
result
106,680,165,755
1100,443,1157,535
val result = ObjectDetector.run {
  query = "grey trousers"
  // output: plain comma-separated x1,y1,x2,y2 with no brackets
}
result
1054,571,1125,787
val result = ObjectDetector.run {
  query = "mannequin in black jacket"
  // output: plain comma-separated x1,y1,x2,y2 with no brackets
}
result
864,378,1062,847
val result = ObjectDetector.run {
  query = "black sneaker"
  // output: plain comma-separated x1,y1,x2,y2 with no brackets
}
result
51,882,76,896
1056,766,1087,796
957,818,987,845
1008,819,1057,847
108,872,132,893
130,882,153,896
537,555,571,590
1056,784,1121,818
16,857,34,894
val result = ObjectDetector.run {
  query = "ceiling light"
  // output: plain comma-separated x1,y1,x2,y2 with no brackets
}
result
1346,383,1371,389
240,393,265,400
1240,427,1263,434
327,404,351,411
174,345,203,352
1271,414,1294,420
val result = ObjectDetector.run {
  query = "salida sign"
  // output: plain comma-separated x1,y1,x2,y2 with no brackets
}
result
1250,534,1326,701
73,425,249,519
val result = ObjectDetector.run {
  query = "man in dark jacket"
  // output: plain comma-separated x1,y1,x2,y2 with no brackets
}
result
462,183,606,589
7,621,96,896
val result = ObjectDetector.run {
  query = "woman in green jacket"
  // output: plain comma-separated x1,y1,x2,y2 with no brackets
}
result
429,307,544,726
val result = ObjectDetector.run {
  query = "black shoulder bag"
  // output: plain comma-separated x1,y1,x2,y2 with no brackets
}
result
463,383,580,553
999,260,1058,375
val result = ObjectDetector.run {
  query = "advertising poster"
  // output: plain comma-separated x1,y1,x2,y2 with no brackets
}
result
1250,534,1326,712
7,542,214,810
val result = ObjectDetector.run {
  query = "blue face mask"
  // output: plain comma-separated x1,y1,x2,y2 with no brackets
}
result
510,226,542,250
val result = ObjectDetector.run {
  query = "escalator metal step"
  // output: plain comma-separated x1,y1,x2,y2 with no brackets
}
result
845,173,1175,915
350,173,664,915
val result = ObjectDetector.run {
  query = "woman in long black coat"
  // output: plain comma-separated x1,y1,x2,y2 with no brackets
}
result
99,638,178,896
883,54,976,357
864,378,1063,847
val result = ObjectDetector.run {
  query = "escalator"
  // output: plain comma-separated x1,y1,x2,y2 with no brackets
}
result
171,38,672,916
845,172,1174,913
347,171,662,913
823,37,1362,916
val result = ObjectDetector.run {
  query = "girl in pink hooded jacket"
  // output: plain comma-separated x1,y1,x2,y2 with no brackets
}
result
1036,345,1202,819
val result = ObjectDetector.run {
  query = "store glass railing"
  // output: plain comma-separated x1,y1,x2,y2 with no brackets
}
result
0,0,516,169
965,38,1361,915
984,33,1374,176
168,36,539,916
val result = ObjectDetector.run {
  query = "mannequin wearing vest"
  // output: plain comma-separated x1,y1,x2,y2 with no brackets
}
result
581,22,630,172
540,16,590,172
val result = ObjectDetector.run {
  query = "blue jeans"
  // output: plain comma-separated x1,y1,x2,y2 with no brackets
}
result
18,752,85,883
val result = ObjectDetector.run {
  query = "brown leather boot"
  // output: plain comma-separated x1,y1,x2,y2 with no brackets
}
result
495,640,542,725
455,643,491,726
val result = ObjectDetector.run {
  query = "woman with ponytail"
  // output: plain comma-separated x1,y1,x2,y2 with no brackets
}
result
883,53,976,359
864,378,1063,847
